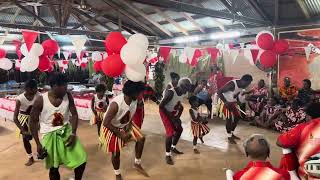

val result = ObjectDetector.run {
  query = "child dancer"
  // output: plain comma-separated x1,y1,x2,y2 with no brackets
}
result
189,96,210,154
91,84,109,137
13,79,40,166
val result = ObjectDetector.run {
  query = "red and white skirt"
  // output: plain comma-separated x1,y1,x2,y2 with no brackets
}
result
100,122,144,153
217,99,241,121
191,121,210,138
91,110,105,125
132,107,144,129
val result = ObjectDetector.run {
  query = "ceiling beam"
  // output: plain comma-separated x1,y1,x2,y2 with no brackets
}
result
14,2,51,26
274,0,279,26
61,0,72,27
102,0,159,36
127,0,270,25
246,0,271,21
0,22,109,36
47,3,60,26
71,8,116,31
194,2,225,31
296,0,310,19
154,8,189,36
72,11,110,29
119,0,173,37
181,12,205,33
33,5,54,40
218,0,246,28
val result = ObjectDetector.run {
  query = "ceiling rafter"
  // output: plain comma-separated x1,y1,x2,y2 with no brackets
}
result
181,12,205,33
193,2,225,31
119,0,173,37
14,2,51,26
61,0,72,27
72,11,110,29
245,0,271,21
101,0,159,36
154,8,189,36
296,0,311,19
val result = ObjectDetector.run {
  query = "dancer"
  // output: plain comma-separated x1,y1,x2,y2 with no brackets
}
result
30,73,87,180
166,72,180,90
13,79,40,166
100,80,147,180
217,74,253,144
277,102,320,179
159,78,193,165
189,96,210,154
91,84,109,136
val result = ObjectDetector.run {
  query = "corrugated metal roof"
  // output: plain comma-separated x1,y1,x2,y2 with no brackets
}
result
304,0,320,15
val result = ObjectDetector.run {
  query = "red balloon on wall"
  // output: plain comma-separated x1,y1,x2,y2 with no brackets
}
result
101,54,125,77
104,32,127,54
42,39,59,56
256,33,274,50
38,55,51,72
259,50,277,68
273,39,289,54
93,61,102,72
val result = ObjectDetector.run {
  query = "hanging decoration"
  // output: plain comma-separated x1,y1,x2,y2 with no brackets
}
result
0,58,12,70
13,40,22,60
70,36,86,60
102,54,125,77
38,55,51,72
206,48,219,65
190,49,202,67
20,43,44,72
15,60,21,71
256,31,274,50
42,39,59,56
93,61,102,72
273,39,289,54
259,50,277,68
304,46,312,61
63,51,70,60
230,49,240,64
21,30,39,52
159,47,171,64
125,63,146,82
104,32,127,54
0,35,6,45
92,51,104,62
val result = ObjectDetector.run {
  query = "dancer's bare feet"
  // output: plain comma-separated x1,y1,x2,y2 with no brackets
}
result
116,174,123,180
228,137,237,144
25,157,34,166
134,163,149,177
193,149,200,154
165,156,174,165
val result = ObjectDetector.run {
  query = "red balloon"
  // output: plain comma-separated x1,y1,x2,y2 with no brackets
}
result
104,32,127,54
101,54,125,77
93,61,102,72
273,39,289,54
80,63,87,69
0,48,6,58
257,33,274,50
42,39,59,56
38,55,51,72
259,50,277,68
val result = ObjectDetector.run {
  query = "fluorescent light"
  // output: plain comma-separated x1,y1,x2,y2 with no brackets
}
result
61,45,86,51
174,35,200,44
210,31,240,40
0,45,16,51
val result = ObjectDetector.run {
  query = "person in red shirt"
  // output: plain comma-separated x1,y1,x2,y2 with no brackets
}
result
233,134,290,180
277,102,320,179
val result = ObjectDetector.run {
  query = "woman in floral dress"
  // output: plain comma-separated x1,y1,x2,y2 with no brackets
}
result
245,79,269,116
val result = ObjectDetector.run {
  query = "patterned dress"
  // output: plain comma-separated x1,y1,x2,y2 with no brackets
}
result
248,87,269,114
274,107,306,132
279,86,298,101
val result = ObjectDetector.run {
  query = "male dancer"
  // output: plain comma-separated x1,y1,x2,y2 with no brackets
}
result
217,74,252,144
100,80,147,180
159,78,193,165
166,72,180,90
13,79,40,166
30,73,87,180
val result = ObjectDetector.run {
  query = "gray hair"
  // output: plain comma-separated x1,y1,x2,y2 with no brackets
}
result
243,134,270,159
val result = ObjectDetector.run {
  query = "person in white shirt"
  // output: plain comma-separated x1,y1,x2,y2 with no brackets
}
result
13,79,40,166
30,73,87,180
100,80,147,180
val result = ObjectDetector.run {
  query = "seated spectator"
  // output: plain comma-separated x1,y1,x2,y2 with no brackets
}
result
245,79,269,116
279,77,298,103
233,134,290,180
274,99,307,132
277,102,320,179
251,96,282,129
207,64,223,96
194,80,212,117
298,79,315,107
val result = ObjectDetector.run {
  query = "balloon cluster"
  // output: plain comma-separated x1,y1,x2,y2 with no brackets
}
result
101,32,148,82
0,48,12,70
256,31,289,68
38,39,59,72
20,43,44,72
92,51,107,72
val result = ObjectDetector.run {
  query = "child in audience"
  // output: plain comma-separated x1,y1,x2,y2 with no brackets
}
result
274,99,307,132
91,84,109,137
13,79,40,166
189,96,210,154
252,96,282,129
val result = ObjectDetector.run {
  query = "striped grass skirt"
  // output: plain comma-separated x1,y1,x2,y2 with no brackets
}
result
217,99,241,121
191,121,210,138
100,122,144,153
16,113,32,138
90,111,105,125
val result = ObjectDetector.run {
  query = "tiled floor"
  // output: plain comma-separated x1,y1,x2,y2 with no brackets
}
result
0,102,283,180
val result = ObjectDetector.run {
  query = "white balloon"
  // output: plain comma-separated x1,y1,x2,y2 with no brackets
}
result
20,43,28,56
128,33,149,50
120,43,147,65
0,58,12,70
125,63,146,82
92,51,103,62
102,52,108,59
21,54,39,72
20,43,44,57
179,53,188,63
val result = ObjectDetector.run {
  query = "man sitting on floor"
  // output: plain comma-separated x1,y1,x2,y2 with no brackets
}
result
233,134,290,180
